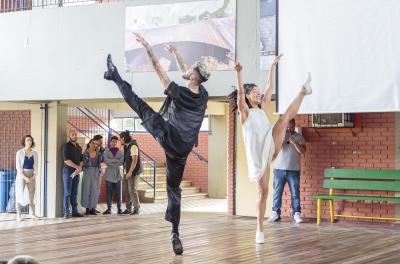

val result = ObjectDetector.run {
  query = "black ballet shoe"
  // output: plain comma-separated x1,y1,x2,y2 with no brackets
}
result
171,233,183,255
104,54,116,80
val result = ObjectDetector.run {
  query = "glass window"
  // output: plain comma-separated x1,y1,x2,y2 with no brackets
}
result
200,117,209,131
134,118,146,132
110,119,123,132
123,118,135,131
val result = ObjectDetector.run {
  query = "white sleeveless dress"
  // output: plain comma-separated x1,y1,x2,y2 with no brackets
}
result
242,108,275,182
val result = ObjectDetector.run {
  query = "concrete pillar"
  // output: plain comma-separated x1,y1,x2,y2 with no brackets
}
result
208,104,228,198
46,102,68,218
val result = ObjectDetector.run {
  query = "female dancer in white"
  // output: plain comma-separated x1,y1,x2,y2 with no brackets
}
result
229,55,312,243
15,135,39,221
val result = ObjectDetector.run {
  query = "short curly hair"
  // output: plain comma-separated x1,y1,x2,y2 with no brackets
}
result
21,135,35,148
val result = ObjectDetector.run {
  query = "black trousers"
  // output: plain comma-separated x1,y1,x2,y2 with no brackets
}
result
117,81,191,228
106,180,121,210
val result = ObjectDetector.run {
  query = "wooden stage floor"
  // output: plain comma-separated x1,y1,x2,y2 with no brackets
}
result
1,213,400,264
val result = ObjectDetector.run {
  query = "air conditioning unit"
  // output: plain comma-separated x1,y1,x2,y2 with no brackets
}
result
311,113,355,128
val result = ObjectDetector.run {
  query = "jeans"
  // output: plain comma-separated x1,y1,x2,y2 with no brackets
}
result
106,180,121,210
272,169,301,215
63,167,80,216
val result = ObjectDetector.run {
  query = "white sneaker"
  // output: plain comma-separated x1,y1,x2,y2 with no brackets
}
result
16,216,23,222
267,211,281,222
302,72,312,95
293,212,303,223
255,231,264,244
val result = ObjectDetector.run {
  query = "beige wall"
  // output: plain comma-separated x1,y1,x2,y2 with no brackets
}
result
236,102,279,217
208,104,228,198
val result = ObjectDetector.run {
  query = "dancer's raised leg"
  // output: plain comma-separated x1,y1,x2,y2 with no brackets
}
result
272,73,312,158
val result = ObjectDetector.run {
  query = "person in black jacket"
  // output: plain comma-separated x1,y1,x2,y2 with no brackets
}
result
120,131,142,215
104,33,210,255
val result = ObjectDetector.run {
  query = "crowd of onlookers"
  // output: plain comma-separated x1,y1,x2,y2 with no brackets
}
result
15,129,143,221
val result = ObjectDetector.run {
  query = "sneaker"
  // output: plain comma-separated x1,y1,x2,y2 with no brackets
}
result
130,207,140,215
171,233,183,255
103,209,111,215
94,209,101,214
16,216,23,222
31,215,39,221
89,209,98,215
122,209,131,215
293,212,303,223
267,211,281,222
117,209,123,215
302,72,312,95
255,231,264,244
72,212,84,217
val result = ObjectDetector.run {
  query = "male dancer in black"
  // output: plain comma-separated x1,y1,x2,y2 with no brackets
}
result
104,33,210,255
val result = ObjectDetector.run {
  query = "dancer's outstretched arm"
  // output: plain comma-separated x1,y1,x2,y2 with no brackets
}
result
262,54,282,113
235,63,249,123
134,33,171,89
165,44,189,76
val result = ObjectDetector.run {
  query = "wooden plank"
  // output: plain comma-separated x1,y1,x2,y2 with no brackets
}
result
323,179,400,191
325,168,400,180
312,194,400,202
1,213,400,263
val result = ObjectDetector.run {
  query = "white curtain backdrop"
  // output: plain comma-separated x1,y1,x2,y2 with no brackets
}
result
277,0,400,114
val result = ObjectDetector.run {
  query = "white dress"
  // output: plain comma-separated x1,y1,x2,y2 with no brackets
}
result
15,148,38,206
242,108,275,182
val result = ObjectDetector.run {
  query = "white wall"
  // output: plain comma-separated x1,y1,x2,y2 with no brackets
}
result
0,0,269,101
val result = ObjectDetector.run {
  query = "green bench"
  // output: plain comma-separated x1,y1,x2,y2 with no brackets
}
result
313,168,400,225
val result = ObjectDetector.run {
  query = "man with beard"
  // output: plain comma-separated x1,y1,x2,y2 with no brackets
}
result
104,33,210,255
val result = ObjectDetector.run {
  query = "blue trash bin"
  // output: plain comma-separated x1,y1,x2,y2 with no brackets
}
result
0,170,17,212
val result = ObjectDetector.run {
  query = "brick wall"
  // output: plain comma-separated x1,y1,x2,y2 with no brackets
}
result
0,110,31,169
227,106,236,215
278,113,397,221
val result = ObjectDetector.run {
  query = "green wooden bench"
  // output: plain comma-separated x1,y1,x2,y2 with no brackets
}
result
313,168,400,225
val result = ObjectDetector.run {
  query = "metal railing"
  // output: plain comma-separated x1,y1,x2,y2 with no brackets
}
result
67,107,157,199
191,150,208,164
1,0,98,13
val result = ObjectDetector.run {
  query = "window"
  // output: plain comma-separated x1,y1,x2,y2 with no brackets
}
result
134,118,146,132
123,118,135,131
110,117,149,132
200,117,209,132
110,119,123,131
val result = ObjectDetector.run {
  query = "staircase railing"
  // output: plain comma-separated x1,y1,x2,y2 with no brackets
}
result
190,150,208,164
67,107,157,199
